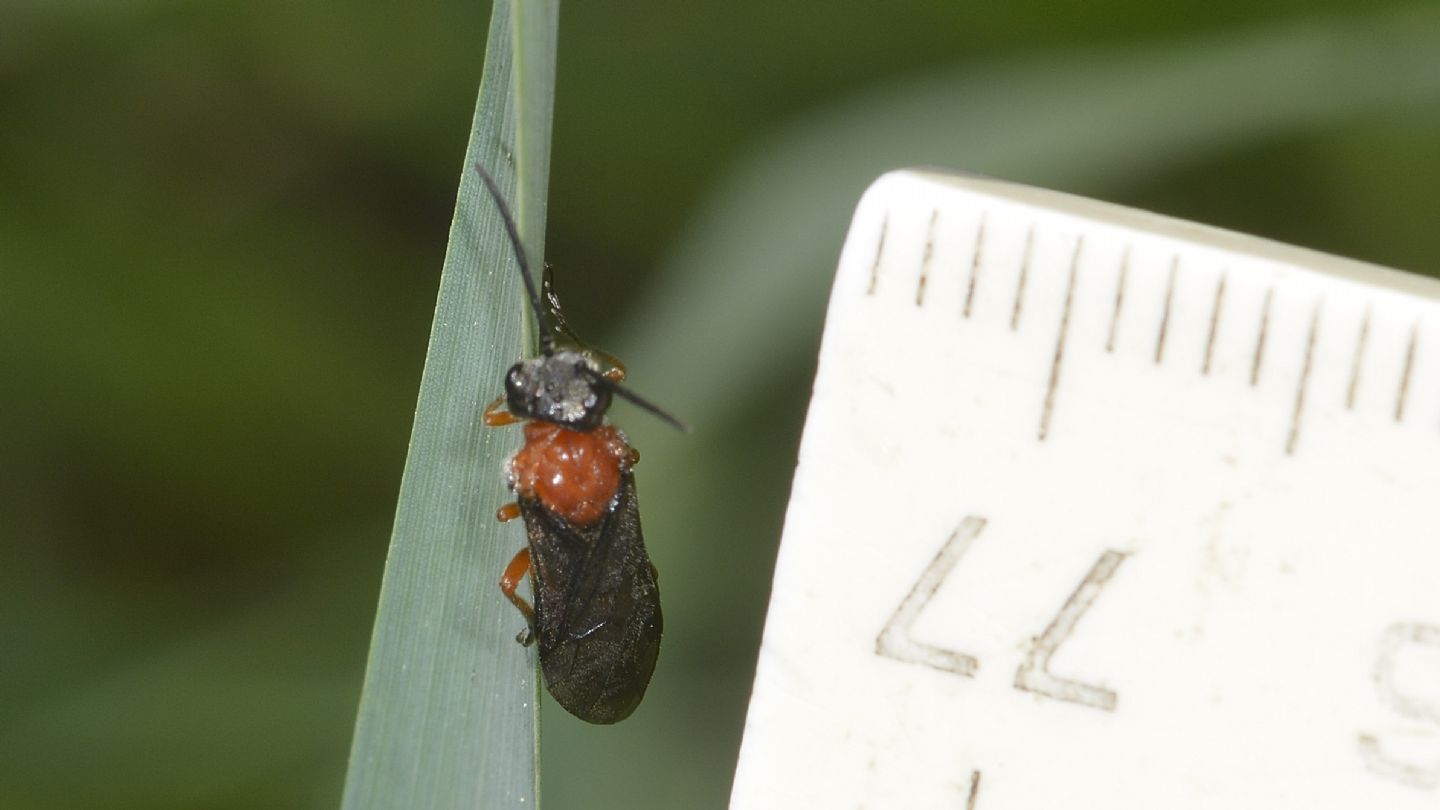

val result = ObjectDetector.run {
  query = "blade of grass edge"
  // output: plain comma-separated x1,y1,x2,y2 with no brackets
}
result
341,2,559,809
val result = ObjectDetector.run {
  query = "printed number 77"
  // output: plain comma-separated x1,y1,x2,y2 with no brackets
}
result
875,516,1128,712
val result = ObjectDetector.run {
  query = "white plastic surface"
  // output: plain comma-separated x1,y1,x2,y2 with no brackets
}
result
730,170,1440,809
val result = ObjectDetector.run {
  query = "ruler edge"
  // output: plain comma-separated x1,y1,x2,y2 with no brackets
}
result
883,166,1440,303
731,166,1440,807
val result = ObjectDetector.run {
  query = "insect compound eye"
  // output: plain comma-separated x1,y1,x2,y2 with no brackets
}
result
504,362,536,418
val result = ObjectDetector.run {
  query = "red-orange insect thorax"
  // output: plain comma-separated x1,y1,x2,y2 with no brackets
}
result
509,422,633,526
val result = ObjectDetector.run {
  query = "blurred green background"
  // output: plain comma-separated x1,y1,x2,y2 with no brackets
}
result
4,1,1440,808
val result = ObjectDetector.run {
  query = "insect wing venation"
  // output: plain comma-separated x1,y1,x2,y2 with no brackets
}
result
521,473,662,724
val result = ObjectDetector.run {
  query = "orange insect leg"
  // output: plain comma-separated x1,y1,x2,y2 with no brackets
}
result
499,547,536,645
483,396,522,427
496,502,522,522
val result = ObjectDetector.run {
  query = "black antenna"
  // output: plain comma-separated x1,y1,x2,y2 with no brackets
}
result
477,162,689,434
474,163,554,354
583,366,691,433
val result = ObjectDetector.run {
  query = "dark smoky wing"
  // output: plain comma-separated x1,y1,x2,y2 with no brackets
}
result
521,475,662,724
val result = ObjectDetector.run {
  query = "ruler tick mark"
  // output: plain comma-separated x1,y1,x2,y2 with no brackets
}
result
1251,287,1274,387
963,215,986,318
1038,238,1081,442
1285,300,1321,456
965,770,981,810
1202,273,1227,375
866,212,889,296
1154,257,1179,364
916,209,938,307
1010,226,1035,330
1396,322,1418,422
1106,246,1129,353
1347,306,1371,410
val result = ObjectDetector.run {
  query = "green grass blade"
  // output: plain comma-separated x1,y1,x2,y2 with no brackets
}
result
341,2,559,808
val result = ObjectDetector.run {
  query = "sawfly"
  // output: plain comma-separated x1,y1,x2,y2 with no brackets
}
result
476,164,685,724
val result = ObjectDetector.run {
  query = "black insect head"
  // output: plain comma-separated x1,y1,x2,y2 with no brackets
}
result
473,164,688,433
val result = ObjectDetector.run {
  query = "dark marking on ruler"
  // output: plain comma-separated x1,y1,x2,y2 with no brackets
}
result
915,209,938,306
1010,226,1035,330
874,517,986,677
1105,246,1129,353
1014,549,1127,711
1374,622,1440,726
866,212,889,296
1038,238,1081,442
1396,322,1418,422
1359,622,1440,789
1358,733,1440,790
965,770,981,810
1347,306,1370,410
1251,287,1274,387
1202,273,1227,375
964,215,986,319
1154,257,1178,364
1285,300,1321,456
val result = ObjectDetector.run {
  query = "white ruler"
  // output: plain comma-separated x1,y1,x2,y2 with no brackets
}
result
730,170,1440,809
